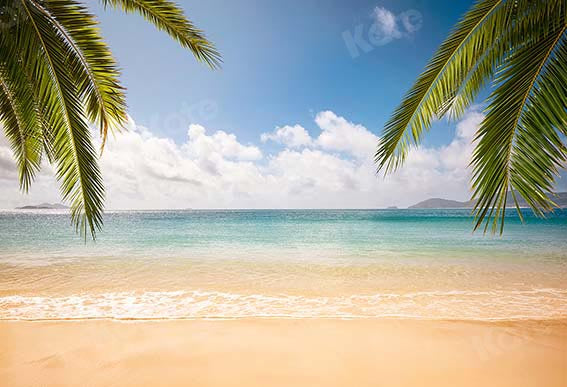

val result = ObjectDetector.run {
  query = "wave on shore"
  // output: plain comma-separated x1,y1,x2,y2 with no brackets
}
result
2,288,566,321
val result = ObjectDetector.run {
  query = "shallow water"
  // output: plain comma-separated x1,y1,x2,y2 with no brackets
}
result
1,209,566,320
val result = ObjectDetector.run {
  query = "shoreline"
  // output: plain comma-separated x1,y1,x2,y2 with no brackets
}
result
1,318,566,386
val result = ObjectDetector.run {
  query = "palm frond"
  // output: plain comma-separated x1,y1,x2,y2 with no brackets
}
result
0,0,221,239
17,0,105,238
375,0,513,174
0,71,42,191
39,0,128,150
0,27,44,192
471,20,567,233
100,0,221,68
377,0,567,233
446,0,562,120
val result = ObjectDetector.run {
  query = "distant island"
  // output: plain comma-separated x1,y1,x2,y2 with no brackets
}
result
409,192,567,209
386,206,398,209
16,203,69,210
409,198,474,209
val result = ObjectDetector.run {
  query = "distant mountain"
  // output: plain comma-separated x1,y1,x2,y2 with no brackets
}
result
409,198,472,209
16,203,69,210
409,192,567,209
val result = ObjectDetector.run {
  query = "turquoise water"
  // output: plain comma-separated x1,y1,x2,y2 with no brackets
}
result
1,209,566,320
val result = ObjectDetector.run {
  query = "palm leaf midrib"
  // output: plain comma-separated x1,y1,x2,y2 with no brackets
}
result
30,0,113,144
20,0,93,231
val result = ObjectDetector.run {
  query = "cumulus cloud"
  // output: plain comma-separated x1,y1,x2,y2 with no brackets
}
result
373,7,402,41
0,110,485,209
260,111,378,159
439,111,482,172
261,125,312,148
314,111,378,158
185,124,262,161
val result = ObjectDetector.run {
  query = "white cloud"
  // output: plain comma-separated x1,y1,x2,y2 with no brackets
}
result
185,124,262,161
373,7,402,41
0,110,484,209
369,7,422,46
439,111,482,172
261,125,312,148
314,111,378,159
261,111,379,159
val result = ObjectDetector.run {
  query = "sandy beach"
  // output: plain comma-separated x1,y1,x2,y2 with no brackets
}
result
1,318,565,387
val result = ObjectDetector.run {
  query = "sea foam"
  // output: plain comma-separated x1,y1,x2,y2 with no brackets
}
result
2,288,566,321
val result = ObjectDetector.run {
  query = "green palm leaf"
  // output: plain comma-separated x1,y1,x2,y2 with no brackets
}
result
0,18,44,191
375,0,512,173
17,0,105,237
471,22,567,232
101,0,221,69
377,0,567,233
40,0,127,149
0,70,43,191
0,0,220,239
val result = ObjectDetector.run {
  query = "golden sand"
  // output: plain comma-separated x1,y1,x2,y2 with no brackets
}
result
0,318,566,386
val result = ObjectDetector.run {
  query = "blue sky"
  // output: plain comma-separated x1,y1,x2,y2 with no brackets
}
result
1,0,565,209
88,0,470,147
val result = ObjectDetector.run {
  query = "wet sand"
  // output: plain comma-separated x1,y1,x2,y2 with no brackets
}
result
0,318,566,386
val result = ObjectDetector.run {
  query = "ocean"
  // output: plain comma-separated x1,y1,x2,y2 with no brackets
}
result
1,209,566,321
